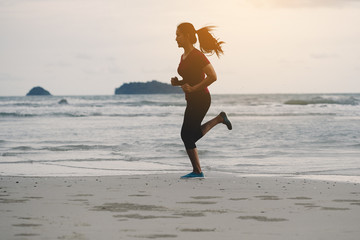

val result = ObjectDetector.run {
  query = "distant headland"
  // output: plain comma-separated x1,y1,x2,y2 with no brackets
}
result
115,80,182,94
26,87,51,96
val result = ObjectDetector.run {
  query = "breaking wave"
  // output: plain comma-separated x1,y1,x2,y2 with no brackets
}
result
284,96,359,105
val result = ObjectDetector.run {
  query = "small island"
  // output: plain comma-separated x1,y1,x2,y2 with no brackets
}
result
115,80,182,95
26,87,51,96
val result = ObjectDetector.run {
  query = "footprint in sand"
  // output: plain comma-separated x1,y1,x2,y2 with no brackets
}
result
14,233,40,237
179,228,216,232
93,202,167,212
288,197,312,200
238,215,288,222
190,196,222,200
12,223,42,227
255,195,282,200
176,201,217,205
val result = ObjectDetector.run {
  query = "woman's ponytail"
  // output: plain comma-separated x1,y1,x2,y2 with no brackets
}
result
177,22,225,58
196,26,224,58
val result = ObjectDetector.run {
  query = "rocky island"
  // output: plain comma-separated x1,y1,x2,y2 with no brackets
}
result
26,87,51,96
115,80,182,94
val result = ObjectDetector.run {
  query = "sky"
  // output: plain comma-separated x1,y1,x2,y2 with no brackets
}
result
1,0,360,96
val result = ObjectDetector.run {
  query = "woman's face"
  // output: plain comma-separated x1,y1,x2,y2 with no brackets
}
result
176,28,187,48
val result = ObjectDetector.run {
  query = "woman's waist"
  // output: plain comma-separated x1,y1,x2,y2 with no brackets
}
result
182,77,205,86
185,88,210,100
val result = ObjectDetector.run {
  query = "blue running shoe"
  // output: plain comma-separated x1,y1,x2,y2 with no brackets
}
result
220,112,232,130
180,172,205,179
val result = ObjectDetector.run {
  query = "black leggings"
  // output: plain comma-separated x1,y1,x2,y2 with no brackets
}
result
181,91,211,149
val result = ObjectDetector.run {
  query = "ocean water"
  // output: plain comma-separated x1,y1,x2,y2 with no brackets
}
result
1,93,359,182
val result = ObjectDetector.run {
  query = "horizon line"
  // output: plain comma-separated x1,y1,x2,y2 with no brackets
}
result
1,92,360,97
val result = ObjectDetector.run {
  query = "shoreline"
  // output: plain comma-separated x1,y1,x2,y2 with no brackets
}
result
1,169,360,184
1,173,359,239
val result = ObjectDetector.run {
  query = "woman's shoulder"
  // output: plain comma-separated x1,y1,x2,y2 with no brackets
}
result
193,48,210,65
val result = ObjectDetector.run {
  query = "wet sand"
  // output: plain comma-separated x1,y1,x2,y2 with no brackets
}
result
1,173,359,240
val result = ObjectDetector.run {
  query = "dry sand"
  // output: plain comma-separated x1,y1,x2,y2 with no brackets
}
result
1,173,359,240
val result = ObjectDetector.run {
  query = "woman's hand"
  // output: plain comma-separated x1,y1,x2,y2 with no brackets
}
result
171,77,180,86
181,84,195,93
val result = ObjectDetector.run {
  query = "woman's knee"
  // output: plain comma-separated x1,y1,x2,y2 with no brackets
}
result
181,129,196,149
182,139,196,149
181,129,190,144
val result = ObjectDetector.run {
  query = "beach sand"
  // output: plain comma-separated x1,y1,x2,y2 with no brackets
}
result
1,173,359,240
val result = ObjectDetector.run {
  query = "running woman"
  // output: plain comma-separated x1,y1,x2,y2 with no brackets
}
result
171,22,232,179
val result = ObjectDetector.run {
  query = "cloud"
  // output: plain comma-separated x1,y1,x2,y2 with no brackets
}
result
247,0,360,8
310,53,340,59
0,72,22,82
76,53,93,60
